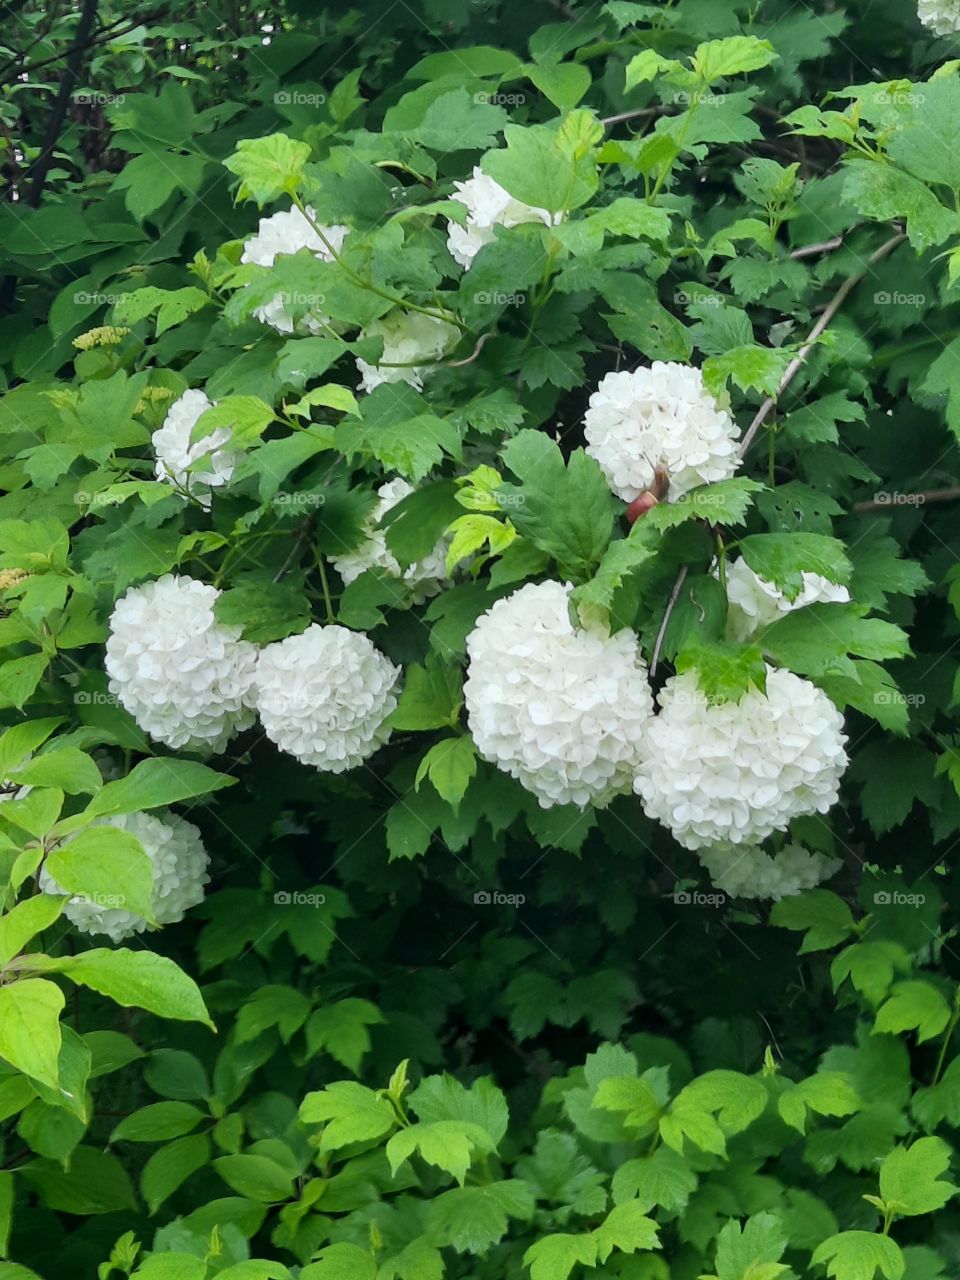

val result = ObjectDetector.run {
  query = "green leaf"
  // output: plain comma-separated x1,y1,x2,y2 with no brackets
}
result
111,1102,206,1143
778,1072,859,1134
415,737,477,811
842,161,956,253
771,890,856,952
0,980,64,1090
10,748,102,796
224,134,312,205
660,1070,767,1156
759,605,910,677
304,999,384,1074
676,641,767,703
483,120,599,213
0,895,63,968
194,396,274,450
141,1133,212,1214
500,432,615,579
50,950,214,1029
386,1119,495,1185
611,1146,697,1212
213,1154,295,1203
44,825,156,924
389,657,462,731
643,478,764,533
299,1081,397,1151
708,1212,788,1280
692,36,778,82
524,62,592,111
301,1245,376,1280
62,759,235,831
738,533,851,598
878,1137,958,1217
873,981,952,1044
811,1232,904,1280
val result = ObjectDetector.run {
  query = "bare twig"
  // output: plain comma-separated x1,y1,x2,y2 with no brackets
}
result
601,107,657,127
738,230,906,459
854,486,960,513
24,0,99,208
648,229,906,676
447,332,494,367
789,234,844,260
649,566,688,679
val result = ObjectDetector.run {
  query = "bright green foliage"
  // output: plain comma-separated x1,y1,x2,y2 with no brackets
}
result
0,0,959,1278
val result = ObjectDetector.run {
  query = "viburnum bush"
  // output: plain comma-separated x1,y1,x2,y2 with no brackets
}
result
4,0,960,1277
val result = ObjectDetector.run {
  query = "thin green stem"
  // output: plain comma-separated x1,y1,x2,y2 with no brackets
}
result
291,194,464,331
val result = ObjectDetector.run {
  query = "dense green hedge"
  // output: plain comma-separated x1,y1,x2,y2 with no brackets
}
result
2,2,960,1279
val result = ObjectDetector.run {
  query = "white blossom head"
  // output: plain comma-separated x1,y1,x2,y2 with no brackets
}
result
446,166,557,269
634,666,848,849
331,477,449,602
584,363,740,503
464,580,656,809
697,841,841,901
152,389,241,508
41,810,210,942
105,574,258,753
724,558,850,643
240,205,349,267
356,310,460,393
240,206,348,334
918,0,960,35
253,624,400,772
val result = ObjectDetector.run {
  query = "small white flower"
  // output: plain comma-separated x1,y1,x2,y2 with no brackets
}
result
105,574,257,753
331,477,449,600
240,205,349,333
464,580,656,809
584,363,740,503
41,811,210,942
634,666,848,849
253,624,400,772
446,167,558,269
697,841,841,901
918,0,960,35
152,389,241,508
724,557,850,643
356,310,460,393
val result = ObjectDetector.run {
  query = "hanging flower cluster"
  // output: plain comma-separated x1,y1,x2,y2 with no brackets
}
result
584,362,740,503
724,556,850,643
106,575,258,753
106,576,400,773
697,842,841,901
634,667,848,849
356,310,460,393
41,811,210,941
240,205,349,333
253,624,400,772
331,477,449,601
152,389,242,508
446,167,558,269
918,0,960,35
464,581,656,809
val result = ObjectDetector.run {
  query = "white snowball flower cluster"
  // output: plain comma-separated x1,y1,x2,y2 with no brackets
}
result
240,205,349,333
152,389,241,508
724,557,850,643
446,167,558,269
253,624,400,772
584,363,740,503
697,842,841,902
41,811,209,942
464,581,656,809
634,667,847,849
356,310,460,393
106,575,257,753
918,0,960,35
331,477,449,601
